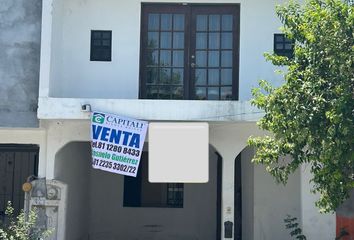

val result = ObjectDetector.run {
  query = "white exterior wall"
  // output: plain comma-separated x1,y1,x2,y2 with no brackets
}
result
46,0,284,99
54,142,90,240
301,165,336,239
40,120,316,240
0,128,46,176
29,0,337,239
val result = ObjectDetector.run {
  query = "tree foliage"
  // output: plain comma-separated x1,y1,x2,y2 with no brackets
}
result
248,0,354,212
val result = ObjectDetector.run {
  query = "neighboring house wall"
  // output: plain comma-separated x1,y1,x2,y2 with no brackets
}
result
0,0,41,127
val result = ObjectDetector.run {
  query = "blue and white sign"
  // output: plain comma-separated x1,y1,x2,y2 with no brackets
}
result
91,112,148,177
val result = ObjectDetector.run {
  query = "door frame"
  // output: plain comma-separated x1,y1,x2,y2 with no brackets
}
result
234,153,242,240
139,3,240,100
0,144,39,217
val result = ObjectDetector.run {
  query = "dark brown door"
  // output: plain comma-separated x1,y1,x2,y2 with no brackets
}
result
0,145,38,220
140,4,240,100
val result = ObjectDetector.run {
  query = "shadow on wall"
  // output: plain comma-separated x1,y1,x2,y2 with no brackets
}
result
54,141,221,240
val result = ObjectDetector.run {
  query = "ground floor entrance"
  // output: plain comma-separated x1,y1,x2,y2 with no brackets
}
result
54,142,222,240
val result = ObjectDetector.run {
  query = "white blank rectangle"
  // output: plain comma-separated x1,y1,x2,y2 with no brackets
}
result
148,122,209,183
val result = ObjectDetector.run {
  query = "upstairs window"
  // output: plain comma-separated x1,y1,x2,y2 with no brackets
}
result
140,4,240,100
90,30,112,61
274,33,294,58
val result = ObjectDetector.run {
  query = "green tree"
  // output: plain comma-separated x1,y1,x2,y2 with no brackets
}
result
248,0,354,212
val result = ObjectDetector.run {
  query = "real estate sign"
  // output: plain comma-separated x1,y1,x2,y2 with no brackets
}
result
90,111,148,177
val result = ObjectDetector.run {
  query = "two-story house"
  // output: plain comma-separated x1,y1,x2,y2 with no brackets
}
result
1,0,346,239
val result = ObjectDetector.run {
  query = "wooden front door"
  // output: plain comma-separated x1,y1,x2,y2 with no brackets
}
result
0,145,38,220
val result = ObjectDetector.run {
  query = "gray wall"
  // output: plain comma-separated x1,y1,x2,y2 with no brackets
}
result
0,0,42,127
54,142,90,240
241,147,255,240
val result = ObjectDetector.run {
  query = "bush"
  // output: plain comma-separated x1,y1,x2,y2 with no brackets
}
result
0,202,52,240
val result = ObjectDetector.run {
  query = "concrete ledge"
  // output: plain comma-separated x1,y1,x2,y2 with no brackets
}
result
38,97,263,122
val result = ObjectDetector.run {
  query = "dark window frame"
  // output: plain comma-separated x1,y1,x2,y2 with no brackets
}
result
90,30,112,62
139,3,240,100
123,152,184,208
274,33,294,58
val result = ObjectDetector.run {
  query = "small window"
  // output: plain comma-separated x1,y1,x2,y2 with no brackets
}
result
90,30,112,61
123,152,184,208
274,33,294,58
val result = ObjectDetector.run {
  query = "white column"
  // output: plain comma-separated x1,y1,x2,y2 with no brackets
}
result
210,122,264,239
38,0,54,98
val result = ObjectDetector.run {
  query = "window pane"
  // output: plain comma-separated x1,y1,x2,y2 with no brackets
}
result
221,87,233,100
147,50,158,66
173,32,184,49
160,68,171,84
102,49,110,60
222,15,233,31
208,69,219,85
209,15,220,31
93,39,102,46
221,32,232,49
172,51,184,67
284,37,293,43
161,14,172,30
196,15,207,31
221,69,232,85
208,51,220,67
209,33,220,49
285,43,292,50
148,14,160,30
172,68,184,85
102,40,110,46
276,43,283,50
148,32,159,48
160,50,171,66
147,68,158,84
159,86,171,99
171,86,184,99
195,87,207,100
208,87,219,100
147,86,159,99
93,31,101,38
196,51,207,67
195,69,206,86
196,33,207,49
275,35,284,42
102,32,111,39
173,14,184,31
221,51,232,67
161,32,172,48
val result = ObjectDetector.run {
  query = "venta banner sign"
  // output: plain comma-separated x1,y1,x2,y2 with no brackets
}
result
90,112,148,177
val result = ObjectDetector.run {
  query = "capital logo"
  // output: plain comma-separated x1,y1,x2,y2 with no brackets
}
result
92,113,105,124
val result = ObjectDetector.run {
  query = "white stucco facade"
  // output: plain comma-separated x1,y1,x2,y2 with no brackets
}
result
0,0,337,239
